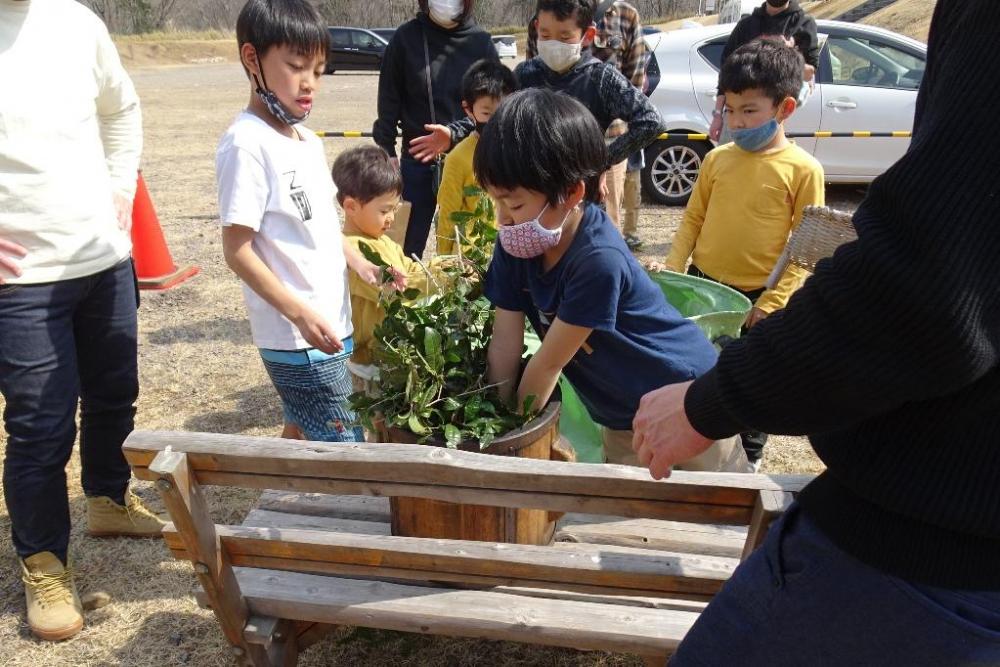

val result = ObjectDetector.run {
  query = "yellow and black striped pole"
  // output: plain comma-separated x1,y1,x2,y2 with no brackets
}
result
315,130,913,140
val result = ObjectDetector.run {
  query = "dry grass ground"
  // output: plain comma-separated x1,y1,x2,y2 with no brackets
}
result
1,33,875,667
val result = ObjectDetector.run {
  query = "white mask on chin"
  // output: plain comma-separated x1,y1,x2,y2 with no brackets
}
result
428,0,463,27
537,39,583,73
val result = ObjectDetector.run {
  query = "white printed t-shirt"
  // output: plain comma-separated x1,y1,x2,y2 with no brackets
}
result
216,112,351,350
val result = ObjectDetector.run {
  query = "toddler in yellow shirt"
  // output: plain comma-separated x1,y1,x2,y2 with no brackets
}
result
435,59,516,255
333,145,444,377
651,38,825,329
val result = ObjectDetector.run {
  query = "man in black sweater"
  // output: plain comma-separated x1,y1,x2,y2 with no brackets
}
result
710,0,819,141
633,1,1000,663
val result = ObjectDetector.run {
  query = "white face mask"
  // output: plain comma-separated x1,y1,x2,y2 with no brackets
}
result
537,39,583,73
428,0,463,26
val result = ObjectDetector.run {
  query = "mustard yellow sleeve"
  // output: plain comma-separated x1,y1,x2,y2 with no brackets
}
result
436,150,466,256
665,152,714,271
755,159,826,313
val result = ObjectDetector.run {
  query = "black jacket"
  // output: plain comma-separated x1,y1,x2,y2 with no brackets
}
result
719,0,820,92
687,0,1000,589
512,55,665,170
373,13,497,159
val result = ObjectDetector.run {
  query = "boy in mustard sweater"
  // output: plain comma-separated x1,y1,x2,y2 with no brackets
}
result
652,38,824,328
650,38,825,469
333,145,443,376
435,59,516,255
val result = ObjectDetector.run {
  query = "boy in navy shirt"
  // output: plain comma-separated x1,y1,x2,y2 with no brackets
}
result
478,88,749,471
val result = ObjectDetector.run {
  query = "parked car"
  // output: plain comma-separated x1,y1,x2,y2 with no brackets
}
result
641,20,927,205
325,26,388,74
492,34,517,59
370,28,396,43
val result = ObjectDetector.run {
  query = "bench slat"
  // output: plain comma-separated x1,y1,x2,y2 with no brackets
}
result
257,492,390,523
163,524,735,596
237,567,699,656
125,431,811,507
137,469,753,525
557,514,747,559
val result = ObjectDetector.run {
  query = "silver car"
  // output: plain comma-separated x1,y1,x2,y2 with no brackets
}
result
641,20,927,205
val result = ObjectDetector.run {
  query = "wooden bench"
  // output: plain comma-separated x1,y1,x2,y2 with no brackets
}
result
124,431,811,666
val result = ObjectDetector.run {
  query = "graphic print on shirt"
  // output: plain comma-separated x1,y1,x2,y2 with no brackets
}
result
283,170,313,221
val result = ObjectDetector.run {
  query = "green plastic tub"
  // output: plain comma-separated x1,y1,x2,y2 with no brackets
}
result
525,271,751,463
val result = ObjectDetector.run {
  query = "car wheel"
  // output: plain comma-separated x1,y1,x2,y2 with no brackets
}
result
642,138,710,206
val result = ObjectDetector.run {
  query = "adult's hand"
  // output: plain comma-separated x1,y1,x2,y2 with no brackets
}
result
709,114,724,143
113,192,133,234
409,124,452,162
598,172,609,203
744,307,769,329
632,380,714,480
0,237,28,285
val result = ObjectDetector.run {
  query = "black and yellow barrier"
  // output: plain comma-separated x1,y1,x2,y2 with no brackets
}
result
315,130,913,140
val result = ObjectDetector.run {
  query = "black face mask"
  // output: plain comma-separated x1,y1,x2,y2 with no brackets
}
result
766,0,789,7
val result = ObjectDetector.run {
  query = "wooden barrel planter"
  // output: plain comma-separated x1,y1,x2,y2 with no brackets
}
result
384,402,571,546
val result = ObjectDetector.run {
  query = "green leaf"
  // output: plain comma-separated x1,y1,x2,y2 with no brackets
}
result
402,288,422,301
464,394,483,422
444,424,462,448
423,327,444,370
407,413,428,435
358,241,388,267
521,394,537,416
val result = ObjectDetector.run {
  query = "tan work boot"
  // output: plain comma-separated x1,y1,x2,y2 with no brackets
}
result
21,552,84,641
86,490,166,538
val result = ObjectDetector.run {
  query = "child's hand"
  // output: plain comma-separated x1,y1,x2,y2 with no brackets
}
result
744,307,769,329
385,266,407,291
647,260,666,273
292,307,344,354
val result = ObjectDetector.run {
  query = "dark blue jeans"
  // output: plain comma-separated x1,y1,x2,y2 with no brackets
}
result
0,258,138,562
400,157,436,259
670,503,1000,666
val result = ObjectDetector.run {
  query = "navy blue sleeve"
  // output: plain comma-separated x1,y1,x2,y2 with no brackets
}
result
556,248,627,331
483,244,526,312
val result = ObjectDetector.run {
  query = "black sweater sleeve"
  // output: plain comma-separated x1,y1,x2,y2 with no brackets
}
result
796,15,821,68
600,66,666,168
686,1,1000,440
717,20,749,95
373,35,404,156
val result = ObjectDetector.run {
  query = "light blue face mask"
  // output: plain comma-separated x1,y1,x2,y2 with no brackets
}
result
731,117,780,152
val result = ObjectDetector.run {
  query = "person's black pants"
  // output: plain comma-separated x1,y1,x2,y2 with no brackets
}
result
687,264,768,463
0,258,138,562
400,157,436,259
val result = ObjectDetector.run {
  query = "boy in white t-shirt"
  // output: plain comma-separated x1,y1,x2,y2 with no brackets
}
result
216,0,399,442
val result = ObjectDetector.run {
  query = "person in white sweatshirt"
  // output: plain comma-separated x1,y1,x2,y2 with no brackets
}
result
0,0,165,641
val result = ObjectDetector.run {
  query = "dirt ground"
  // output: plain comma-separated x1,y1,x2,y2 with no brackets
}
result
0,60,864,666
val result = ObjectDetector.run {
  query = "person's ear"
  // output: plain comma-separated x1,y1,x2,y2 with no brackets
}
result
777,96,797,121
241,43,261,77
564,180,587,209
343,195,361,215
582,25,597,47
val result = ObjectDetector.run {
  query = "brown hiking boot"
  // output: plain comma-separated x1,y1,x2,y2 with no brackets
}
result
21,552,84,641
86,490,166,538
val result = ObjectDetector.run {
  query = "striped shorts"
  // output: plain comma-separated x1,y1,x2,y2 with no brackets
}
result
258,338,365,443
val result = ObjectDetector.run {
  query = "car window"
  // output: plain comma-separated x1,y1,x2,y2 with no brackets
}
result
827,35,924,90
329,29,350,48
352,30,382,49
697,40,727,71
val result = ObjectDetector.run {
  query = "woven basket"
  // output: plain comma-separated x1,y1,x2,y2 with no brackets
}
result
766,206,857,289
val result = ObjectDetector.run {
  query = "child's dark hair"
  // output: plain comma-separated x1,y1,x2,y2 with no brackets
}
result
331,145,403,206
474,88,607,205
461,60,517,107
236,0,329,59
536,0,595,31
719,38,804,106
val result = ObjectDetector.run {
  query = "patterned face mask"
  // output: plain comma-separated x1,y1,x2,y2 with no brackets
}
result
253,71,309,126
498,202,571,259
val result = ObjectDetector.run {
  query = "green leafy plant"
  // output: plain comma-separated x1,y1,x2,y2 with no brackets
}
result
350,186,534,449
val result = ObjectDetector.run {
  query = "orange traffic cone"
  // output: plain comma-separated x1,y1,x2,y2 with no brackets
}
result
131,171,198,290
